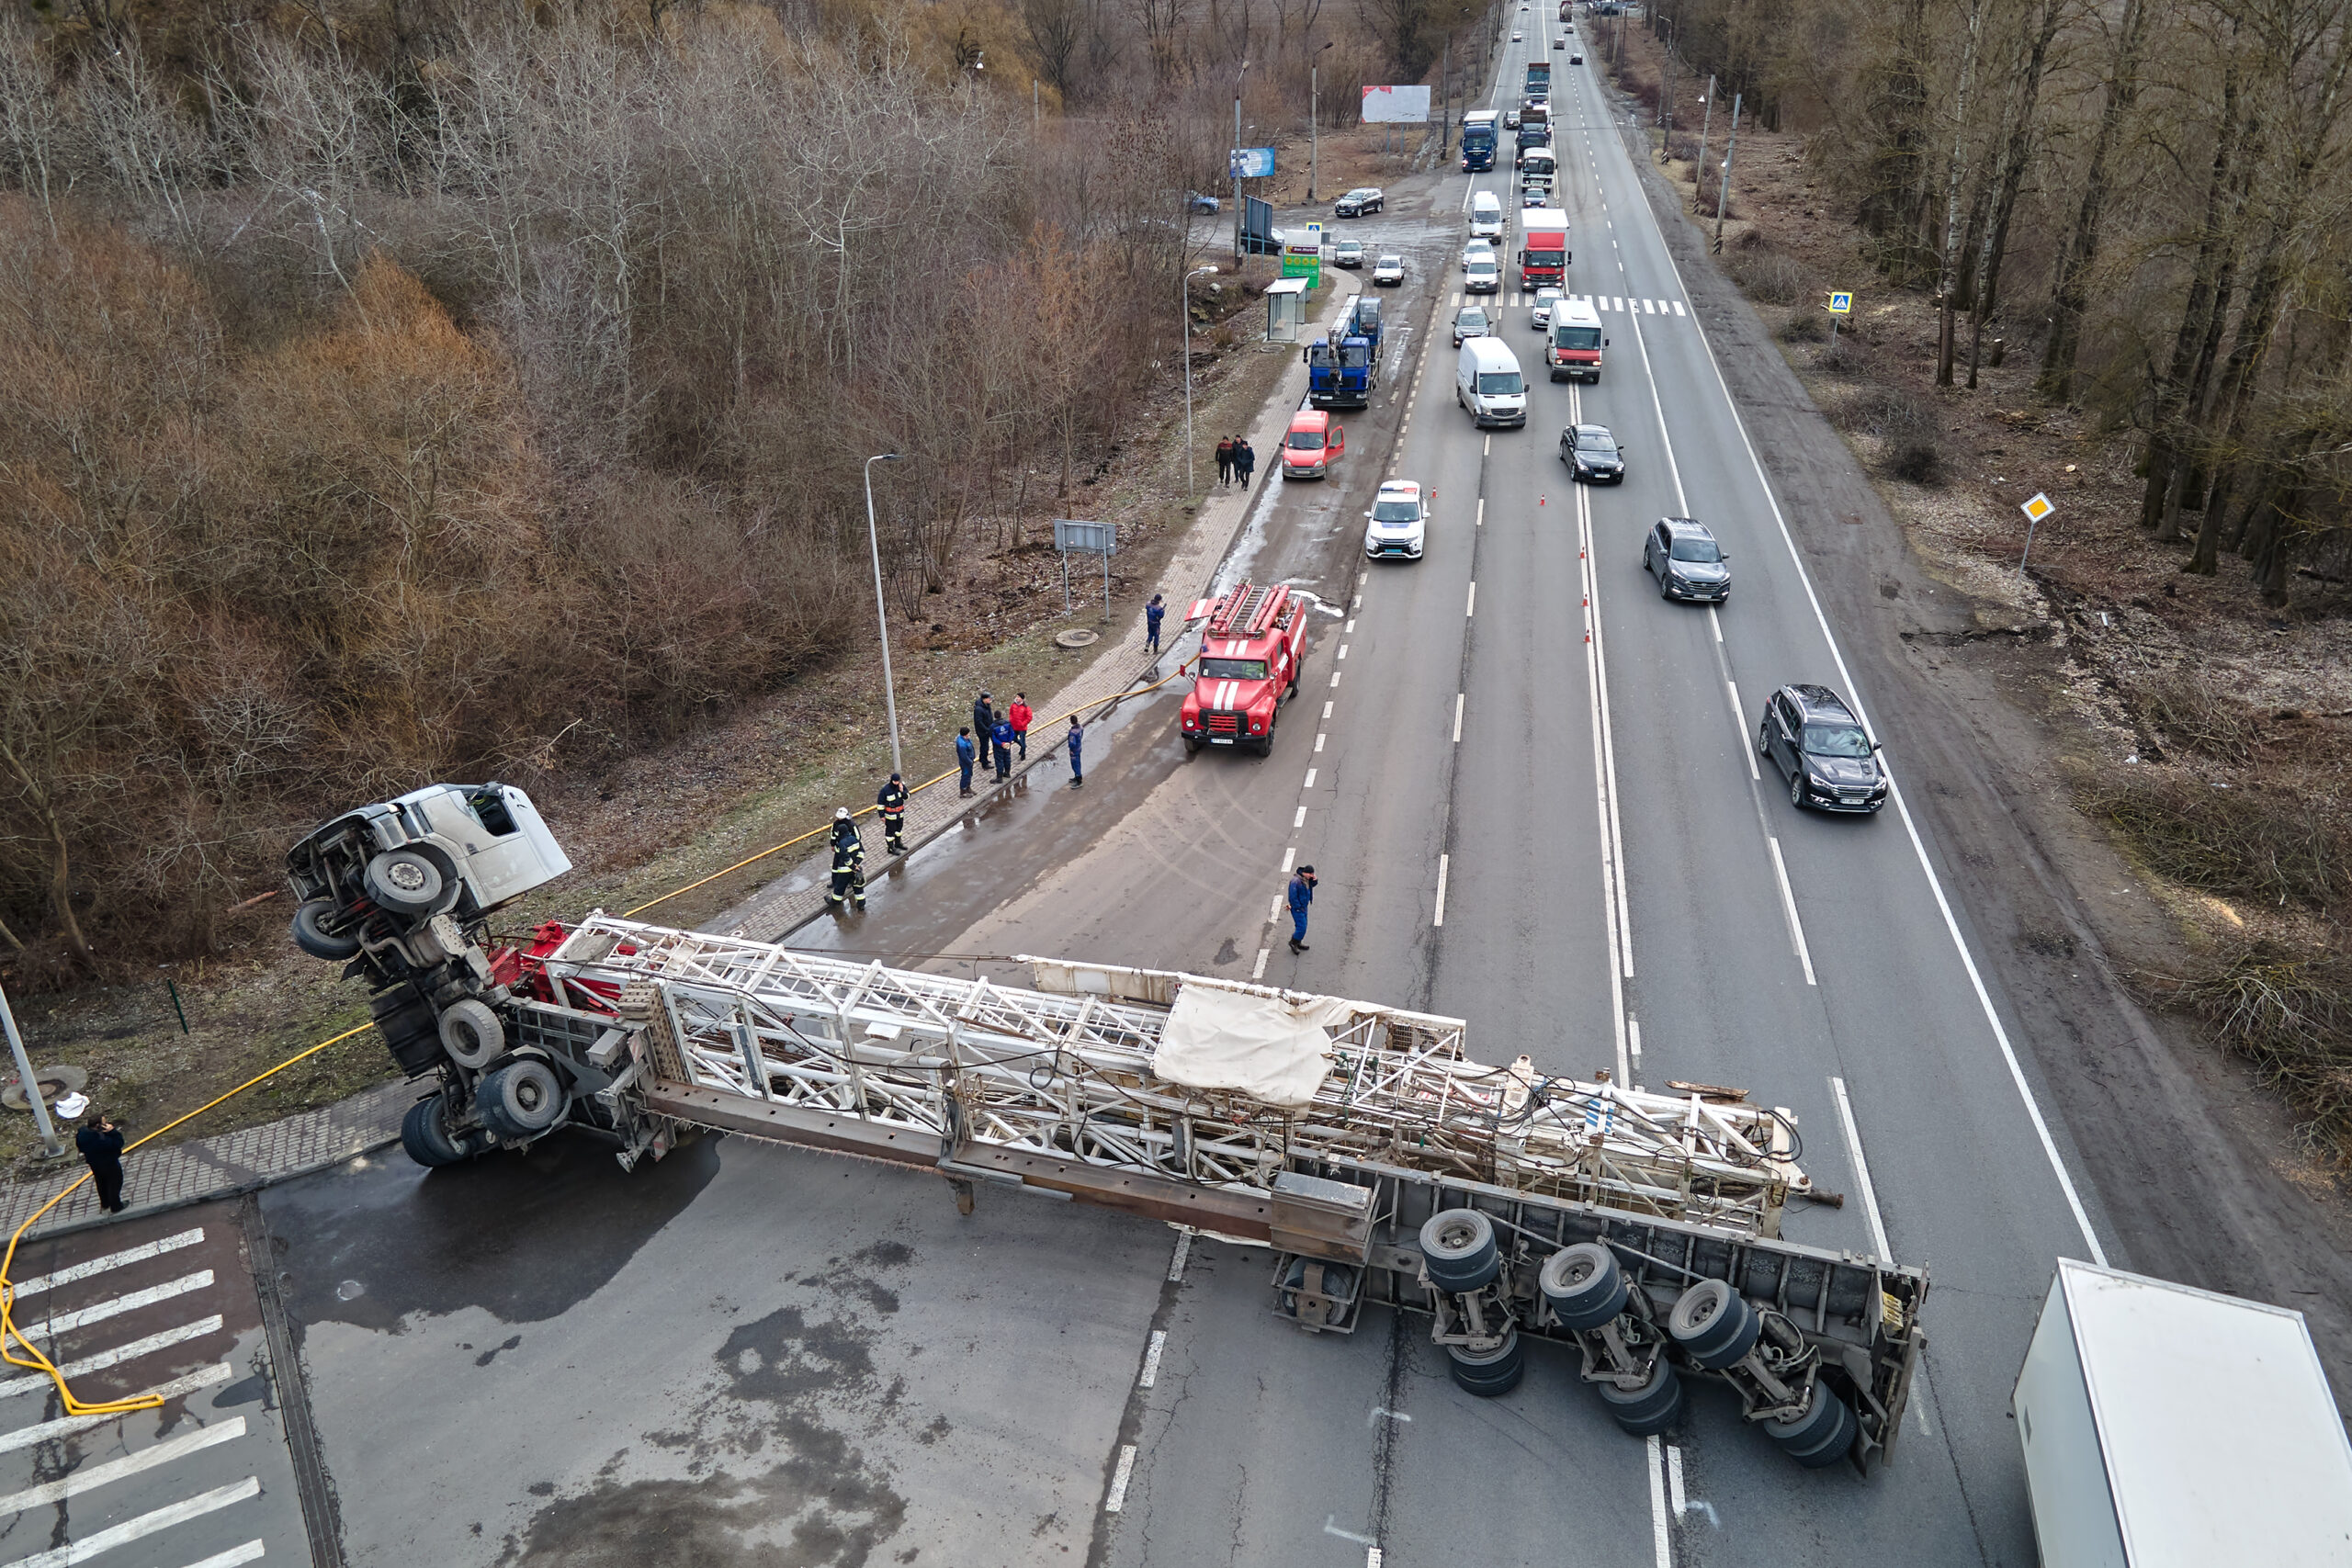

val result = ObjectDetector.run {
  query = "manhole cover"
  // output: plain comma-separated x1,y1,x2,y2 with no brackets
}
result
3,1066,88,1112
1054,628,1100,649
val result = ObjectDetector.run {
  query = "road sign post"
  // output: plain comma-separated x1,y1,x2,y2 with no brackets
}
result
1055,519,1118,621
2018,491,2055,573
1826,289,1853,343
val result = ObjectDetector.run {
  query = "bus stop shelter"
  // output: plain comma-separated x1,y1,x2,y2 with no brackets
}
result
1263,277,1309,343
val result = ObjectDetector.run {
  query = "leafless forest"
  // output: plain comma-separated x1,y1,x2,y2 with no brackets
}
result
0,0,1485,979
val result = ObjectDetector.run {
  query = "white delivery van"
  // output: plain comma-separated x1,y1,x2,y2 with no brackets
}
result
1455,338,1527,428
1469,190,1506,240
1547,297,1606,381
2014,1259,2352,1568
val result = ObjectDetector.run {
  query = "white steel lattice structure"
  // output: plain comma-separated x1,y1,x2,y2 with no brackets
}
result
539,915,1815,1237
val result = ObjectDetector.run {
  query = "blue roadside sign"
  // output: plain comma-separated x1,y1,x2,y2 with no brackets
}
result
1229,147,1277,179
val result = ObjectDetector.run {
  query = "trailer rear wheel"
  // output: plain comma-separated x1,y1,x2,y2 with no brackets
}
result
1596,1357,1682,1435
1668,1279,1760,1370
1445,1330,1523,1396
438,998,505,1070
1539,1243,1628,1330
1766,1387,1858,1468
401,1096,469,1168
1419,1209,1500,1292
479,1057,566,1141
290,899,360,961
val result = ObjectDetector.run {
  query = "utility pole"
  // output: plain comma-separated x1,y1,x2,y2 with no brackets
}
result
1232,58,1250,254
0,977,64,1160
1442,36,1452,160
1713,91,1742,253
1694,73,1714,212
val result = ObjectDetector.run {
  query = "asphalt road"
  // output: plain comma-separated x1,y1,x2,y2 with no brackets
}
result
249,12,2144,1568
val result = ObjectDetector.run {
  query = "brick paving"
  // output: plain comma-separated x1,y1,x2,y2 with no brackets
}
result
711,276,1365,943
1,1078,413,1241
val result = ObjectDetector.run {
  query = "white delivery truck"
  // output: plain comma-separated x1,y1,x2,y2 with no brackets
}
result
2013,1258,2352,1567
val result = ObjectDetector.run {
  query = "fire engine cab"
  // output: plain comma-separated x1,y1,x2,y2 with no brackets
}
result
1180,581,1308,755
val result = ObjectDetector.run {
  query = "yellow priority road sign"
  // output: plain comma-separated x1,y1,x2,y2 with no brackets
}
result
1826,290,1854,314
2020,492,2055,523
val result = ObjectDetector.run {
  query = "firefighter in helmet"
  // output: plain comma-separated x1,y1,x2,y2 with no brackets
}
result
826,807,866,914
876,773,909,856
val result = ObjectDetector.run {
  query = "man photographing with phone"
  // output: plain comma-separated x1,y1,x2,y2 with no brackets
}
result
75,1110,128,1213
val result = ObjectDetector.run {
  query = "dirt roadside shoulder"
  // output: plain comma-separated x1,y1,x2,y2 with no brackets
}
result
1602,106,2352,1380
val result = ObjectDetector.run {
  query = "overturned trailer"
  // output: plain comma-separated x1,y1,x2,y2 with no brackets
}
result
286,788,1928,1473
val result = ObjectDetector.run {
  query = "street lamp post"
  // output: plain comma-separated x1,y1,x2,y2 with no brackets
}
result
1182,264,1219,496
1308,41,1333,201
0,977,63,1159
862,452,907,779
1231,58,1250,242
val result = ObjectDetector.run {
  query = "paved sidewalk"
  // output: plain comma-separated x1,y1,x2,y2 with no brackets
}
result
0,1077,413,1241
712,277,1364,943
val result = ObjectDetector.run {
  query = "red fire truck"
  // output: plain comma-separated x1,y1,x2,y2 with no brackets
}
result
1179,581,1309,755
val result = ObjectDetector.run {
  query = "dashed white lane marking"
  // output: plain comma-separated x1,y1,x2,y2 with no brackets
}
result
1316,733,1327,751
0,1364,234,1458
28,1270,214,1337
1345,618,1356,633
1465,581,1476,617
1295,807,1307,828
1322,701,1334,719
0,1316,223,1401
1667,1441,1686,1516
1337,643,1349,659
1831,1075,1895,1262
1433,855,1451,928
1281,847,1295,873
1329,671,1341,687
4,1474,260,1568
1166,1230,1192,1280
1629,1017,1643,1071
1453,694,1464,743
1304,769,1317,789
9,1231,204,1302
1138,1330,1166,1389
1767,837,1819,986
1726,680,1759,781
0,1418,246,1515
1252,947,1269,979
1476,497,1486,526
1103,1445,1137,1512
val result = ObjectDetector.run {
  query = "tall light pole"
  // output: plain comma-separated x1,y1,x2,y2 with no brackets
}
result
863,452,907,779
1231,57,1250,243
1308,40,1333,200
0,977,63,1159
1182,264,1219,495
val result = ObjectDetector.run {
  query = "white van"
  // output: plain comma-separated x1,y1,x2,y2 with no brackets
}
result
1469,191,1506,241
1520,147,1556,199
1456,337,1527,428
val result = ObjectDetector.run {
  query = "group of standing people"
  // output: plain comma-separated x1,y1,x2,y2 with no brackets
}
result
955,690,1083,801
1215,436,1258,489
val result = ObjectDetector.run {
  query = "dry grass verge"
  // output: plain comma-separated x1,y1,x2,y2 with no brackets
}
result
2154,945,2352,1165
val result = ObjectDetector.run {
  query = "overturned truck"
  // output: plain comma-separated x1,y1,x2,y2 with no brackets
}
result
288,784,1928,1473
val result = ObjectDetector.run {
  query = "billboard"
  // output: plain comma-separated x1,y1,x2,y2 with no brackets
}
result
1282,222,1322,287
1229,146,1277,178
1362,85,1432,124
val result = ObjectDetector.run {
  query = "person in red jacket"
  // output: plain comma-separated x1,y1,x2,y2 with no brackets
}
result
1008,694,1034,760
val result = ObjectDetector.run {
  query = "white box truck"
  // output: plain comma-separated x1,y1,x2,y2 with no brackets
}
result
2013,1258,2352,1567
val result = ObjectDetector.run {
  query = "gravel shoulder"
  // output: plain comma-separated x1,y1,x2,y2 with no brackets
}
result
1605,91,2352,1389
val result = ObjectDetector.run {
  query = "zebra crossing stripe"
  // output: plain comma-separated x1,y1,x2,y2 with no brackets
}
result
1672,300,1687,316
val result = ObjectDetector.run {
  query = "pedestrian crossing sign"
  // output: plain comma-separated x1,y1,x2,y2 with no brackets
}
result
2020,492,2055,523
1826,291,1854,315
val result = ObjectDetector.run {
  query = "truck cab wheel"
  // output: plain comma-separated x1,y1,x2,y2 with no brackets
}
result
479,1057,567,1141
290,898,361,961
438,998,506,1070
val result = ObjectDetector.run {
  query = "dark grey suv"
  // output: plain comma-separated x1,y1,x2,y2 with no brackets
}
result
1642,518,1728,601
1758,684,1887,813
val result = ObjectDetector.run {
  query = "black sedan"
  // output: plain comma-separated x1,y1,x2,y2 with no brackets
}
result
1334,186,1385,217
1642,517,1728,601
1563,423,1625,483
1757,684,1888,813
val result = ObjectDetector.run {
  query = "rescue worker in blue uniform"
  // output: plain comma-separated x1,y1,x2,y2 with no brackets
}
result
826,807,866,914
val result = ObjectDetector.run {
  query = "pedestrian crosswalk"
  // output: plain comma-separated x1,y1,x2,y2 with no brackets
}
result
1450,290,1687,315
0,1225,267,1568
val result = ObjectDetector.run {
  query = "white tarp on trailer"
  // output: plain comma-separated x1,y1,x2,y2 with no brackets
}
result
1154,985,1350,1109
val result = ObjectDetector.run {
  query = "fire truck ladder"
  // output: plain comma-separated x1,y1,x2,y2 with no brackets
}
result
1210,582,1279,638
525,914,1927,1473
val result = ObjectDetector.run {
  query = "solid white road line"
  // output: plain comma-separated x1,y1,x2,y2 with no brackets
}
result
1725,681,1759,781
1709,604,1724,642
173,1545,264,1568
0,1316,223,1402
24,1271,213,1338
1645,1434,1673,1568
1577,484,1635,1082
1647,177,2111,1266
7,1231,205,1302
1433,855,1450,928
1830,1076,1894,1262
0,1365,235,1459
1,1474,259,1568
1102,1444,1137,1513
1766,838,1818,986
0,1417,247,1515
1138,1330,1166,1389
